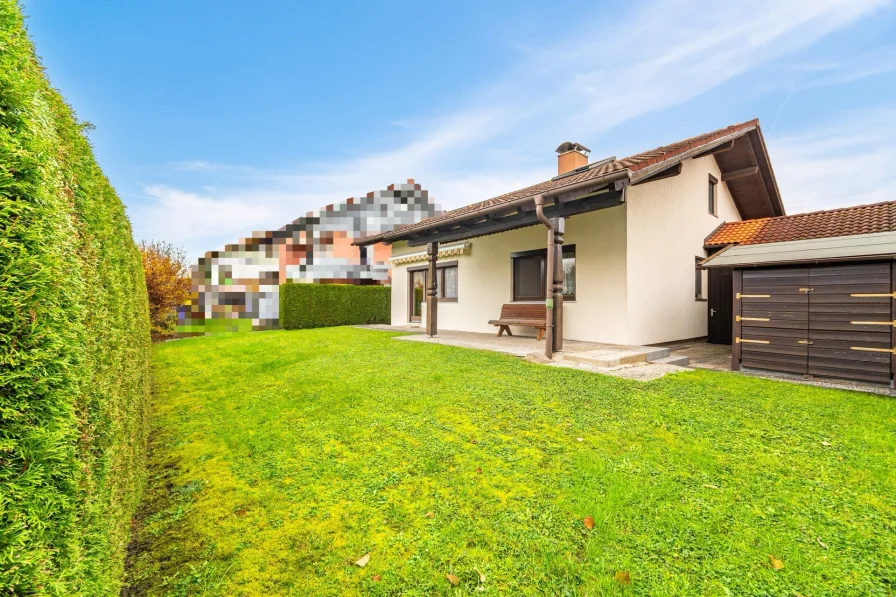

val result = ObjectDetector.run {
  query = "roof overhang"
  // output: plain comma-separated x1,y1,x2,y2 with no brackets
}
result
354,170,631,247
354,119,783,248
701,231,896,269
711,126,784,219
632,125,783,220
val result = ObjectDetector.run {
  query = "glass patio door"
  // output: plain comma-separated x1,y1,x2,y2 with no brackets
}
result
410,270,426,321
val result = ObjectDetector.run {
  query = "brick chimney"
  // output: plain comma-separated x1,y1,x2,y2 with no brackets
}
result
556,142,591,176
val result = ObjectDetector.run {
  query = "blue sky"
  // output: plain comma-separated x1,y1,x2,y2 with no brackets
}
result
21,0,896,259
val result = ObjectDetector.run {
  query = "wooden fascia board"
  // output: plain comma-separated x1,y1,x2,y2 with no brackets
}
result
631,162,682,186
744,133,777,218
748,127,785,216
691,139,735,159
629,127,755,185
405,189,624,247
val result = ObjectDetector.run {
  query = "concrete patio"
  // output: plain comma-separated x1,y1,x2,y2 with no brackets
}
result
358,325,895,394
358,326,691,381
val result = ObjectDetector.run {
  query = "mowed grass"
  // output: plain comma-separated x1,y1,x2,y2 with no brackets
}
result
125,328,896,596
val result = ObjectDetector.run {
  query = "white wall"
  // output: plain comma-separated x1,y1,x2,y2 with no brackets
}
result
624,155,741,345
389,155,740,346
389,205,630,343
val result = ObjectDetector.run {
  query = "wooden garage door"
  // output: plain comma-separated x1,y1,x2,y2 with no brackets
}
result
808,263,892,384
735,262,894,385
738,267,810,375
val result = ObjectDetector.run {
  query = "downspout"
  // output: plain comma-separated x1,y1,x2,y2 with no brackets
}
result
533,195,554,360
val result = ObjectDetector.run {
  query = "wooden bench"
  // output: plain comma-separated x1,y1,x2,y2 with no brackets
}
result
488,303,547,340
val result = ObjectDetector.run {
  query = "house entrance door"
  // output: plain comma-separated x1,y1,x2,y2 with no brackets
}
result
707,268,732,344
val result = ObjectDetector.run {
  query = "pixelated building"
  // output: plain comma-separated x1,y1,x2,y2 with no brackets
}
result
179,180,439,334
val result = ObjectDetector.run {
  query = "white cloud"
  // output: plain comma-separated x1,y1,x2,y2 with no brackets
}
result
129,0,892,260
770,109,896,214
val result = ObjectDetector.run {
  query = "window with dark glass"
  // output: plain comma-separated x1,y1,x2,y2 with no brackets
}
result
708,174,718,216
435,265,458,301
561,246,576,300
511,246,576,301
695,256,704,299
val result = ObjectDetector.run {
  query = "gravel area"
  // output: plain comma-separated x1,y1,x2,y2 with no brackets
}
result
655,338,895,396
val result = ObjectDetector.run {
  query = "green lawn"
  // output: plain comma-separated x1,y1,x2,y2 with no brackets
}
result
125,328,896,596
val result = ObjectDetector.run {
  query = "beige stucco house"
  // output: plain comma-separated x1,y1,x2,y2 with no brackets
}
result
356,119,784,348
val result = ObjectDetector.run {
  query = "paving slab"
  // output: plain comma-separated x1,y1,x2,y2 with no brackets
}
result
563,347,670,367
649,354,690,367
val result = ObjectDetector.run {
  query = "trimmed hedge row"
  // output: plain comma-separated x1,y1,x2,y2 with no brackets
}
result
280,283,390,329
0,3,151,595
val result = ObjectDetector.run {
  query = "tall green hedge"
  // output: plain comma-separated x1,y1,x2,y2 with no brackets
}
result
0,3,151,595
280,284,390,329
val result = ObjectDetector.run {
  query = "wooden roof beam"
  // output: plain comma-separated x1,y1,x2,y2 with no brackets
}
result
722,166,759,182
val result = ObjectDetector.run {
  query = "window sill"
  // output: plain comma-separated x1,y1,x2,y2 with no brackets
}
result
439,298,458,303
695,297,708,302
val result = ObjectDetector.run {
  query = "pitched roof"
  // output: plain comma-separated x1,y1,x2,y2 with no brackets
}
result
705,201,896,247
357,118,775,245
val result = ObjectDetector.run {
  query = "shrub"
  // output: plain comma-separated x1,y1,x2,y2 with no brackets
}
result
280,284,390,329
0,3,151,595
139,240,191,340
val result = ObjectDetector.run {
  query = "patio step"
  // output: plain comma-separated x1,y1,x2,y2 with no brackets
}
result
563,347,670,368
647,354,690,367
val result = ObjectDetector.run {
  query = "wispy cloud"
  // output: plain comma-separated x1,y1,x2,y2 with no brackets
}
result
799,48,896,89
770,108,896,213
129,0,892,259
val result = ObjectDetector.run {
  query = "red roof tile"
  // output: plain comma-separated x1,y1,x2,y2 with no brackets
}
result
705,201,896,247
358,119,761,245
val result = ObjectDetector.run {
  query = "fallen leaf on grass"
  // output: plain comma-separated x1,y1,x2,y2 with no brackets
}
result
702,483,719,490
372,575,381,582
470,439,478,444
614,571,631,585
576,437,584,442
821,440,831,446
583,515,595,530
476,568,486,583
769,555,784,570
446,573,460,585
425,511,435,518
817,537,828,549
476,467,482,474
355,553,370,567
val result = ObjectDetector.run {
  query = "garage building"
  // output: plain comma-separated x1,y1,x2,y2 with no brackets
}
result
702,201,896,387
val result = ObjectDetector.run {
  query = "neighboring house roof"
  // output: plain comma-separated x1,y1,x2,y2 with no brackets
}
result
356,118,784,246
705,201,896,248
205,180,439,257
